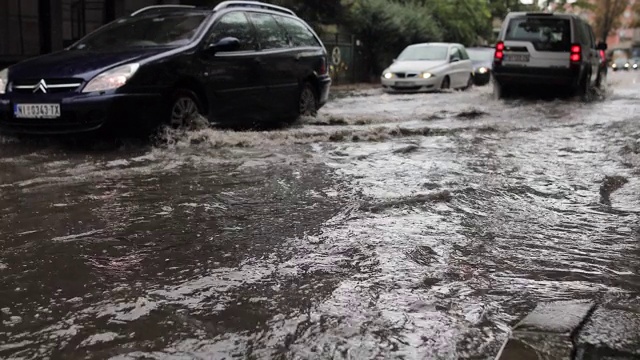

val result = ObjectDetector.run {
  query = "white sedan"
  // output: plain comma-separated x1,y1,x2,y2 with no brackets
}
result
381,42,475,92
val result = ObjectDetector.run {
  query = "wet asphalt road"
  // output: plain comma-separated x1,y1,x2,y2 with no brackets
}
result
1,72,639,359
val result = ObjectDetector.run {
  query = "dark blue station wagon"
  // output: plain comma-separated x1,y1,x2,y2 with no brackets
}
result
0,1,332,135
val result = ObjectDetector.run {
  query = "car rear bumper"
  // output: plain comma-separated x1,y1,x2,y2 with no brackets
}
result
0,92,164,135
493,65,580,86
317,75,332,108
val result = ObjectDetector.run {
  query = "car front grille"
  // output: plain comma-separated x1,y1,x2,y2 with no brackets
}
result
10,78,84,94
393,73,418,79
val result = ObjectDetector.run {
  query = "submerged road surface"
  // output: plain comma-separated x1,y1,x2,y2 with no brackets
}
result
1,73,639,359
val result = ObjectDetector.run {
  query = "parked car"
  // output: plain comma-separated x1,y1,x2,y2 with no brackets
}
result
492,12,607,100
611,57,630,71
381,42,474,92
0,1,331,135
466,47,494,86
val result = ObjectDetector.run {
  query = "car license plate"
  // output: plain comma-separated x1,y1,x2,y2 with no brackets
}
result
395,81,416,87
14,104,61,119
504,54,530,62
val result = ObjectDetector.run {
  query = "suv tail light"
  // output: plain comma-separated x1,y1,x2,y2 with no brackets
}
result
319,57,327,75
570,44,581,63
494,41,505,63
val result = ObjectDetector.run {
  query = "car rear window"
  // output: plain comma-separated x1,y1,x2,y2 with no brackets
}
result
505,17,571,52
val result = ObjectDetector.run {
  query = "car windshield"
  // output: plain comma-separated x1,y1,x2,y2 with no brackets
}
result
397,45,448,61
72,13,207,50
467,49,494,61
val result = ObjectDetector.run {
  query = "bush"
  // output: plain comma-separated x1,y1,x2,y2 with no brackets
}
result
342,0,443,78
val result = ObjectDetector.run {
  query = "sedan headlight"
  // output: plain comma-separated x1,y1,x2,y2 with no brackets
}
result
0,68,8,95
82,63,140,93
383,72,394,79
420,72,433,79
477,67,489,74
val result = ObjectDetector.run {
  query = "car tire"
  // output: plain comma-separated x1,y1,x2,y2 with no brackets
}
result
463,74,473,90
298,82,318,117
440,76,450,90
574,73,592,102
492,80,507,99
168,89,205,129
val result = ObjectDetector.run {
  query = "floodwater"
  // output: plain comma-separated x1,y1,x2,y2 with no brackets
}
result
1,73,639,359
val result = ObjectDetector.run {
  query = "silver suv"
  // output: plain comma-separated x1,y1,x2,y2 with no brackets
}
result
492,12,607,99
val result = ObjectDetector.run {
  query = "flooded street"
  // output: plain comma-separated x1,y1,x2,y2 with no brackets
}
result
2,73,640,359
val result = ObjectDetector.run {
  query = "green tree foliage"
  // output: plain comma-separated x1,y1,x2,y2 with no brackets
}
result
420,0,492,45
270,0,343,29
487,0,539,20
341,0,443,77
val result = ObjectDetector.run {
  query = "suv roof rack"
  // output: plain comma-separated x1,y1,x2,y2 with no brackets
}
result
213,1,296,16
131,5,196,16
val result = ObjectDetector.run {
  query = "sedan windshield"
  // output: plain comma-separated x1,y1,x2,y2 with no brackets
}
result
467,49,494,62
72,13,207,50
397,45,448,61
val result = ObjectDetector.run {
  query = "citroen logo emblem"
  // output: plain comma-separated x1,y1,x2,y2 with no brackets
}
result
33,79,47,94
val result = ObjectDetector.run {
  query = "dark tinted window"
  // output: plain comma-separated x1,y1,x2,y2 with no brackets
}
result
505,17,571,52
208,12,256,51
450,47,461,60
458,47,470,60
73,14,206,50
578,20,591,47
248,12,289,49
275,16,321,48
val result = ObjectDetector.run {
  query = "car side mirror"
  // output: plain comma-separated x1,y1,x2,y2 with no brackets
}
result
206,37,240,54
596,42,608,51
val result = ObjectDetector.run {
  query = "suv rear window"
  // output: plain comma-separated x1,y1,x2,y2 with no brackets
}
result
505,17,571,52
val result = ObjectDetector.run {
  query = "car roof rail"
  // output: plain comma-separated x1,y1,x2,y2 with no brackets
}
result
130,5,196,16
213,1,296,16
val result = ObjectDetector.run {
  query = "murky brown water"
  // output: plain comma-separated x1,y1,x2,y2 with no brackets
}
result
1,73,639,359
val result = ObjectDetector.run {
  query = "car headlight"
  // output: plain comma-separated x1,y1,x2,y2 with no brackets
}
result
0,68,8,95
612,63,617,67
82,63,140,93
477,67,488,74
420,72,433,79
383,72,393,79
625,63,630,68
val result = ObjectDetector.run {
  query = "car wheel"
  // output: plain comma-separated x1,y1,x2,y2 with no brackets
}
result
169,89,204,128
575,73,592,102
492,80,506,99
298,82,318,117
440,76,450,90
463,74,473,90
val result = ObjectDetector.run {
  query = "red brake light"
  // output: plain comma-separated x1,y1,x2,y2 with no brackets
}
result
319,57,327,75
570,44,581,62
494,41,504,62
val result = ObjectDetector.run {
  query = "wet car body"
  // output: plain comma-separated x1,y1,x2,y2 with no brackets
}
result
466,47,494,86
492,12,606,98
611,57,630,71
0,2,331,135
380,43,474,93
